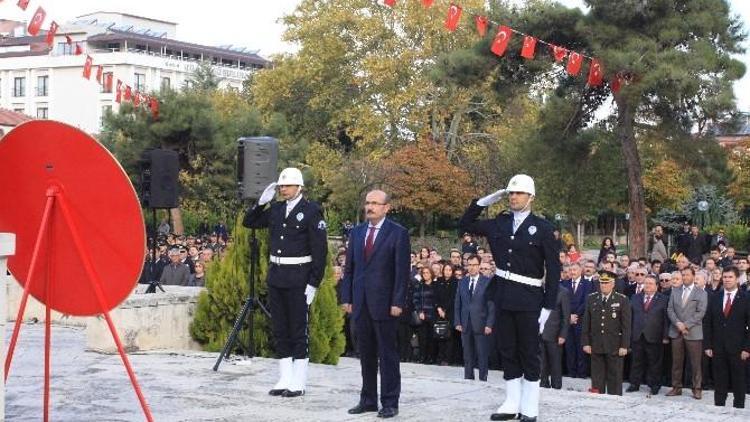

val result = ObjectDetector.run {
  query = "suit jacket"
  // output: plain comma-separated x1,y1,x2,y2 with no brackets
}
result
561,277,593,318
542,286,571,342
667,285,708,340
630,292,669,343
703,289,750,354
460,203,560,311
340,218,411,321
582,292,632,354
454,274,495,334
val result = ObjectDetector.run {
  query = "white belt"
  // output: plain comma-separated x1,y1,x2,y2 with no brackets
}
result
495,269,543,288
270,255,312,265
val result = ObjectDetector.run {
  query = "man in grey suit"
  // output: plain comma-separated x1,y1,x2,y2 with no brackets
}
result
540,285,571,389
666,267,708,399
455,254,495,381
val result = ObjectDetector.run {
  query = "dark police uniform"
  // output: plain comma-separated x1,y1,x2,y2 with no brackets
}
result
460,203,560,382
581,290,632,395
243,196,327,359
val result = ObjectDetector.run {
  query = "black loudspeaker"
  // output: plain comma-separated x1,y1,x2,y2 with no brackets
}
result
237,137,278,200
140,149,180,209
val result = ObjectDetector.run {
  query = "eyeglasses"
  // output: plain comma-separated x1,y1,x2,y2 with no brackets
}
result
364,201,387,206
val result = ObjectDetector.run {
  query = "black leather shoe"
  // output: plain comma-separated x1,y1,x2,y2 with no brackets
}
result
540,381,551,388
281,389,304,397
377,407,398,418
268,388,288,396
519,415,537,422
649,386,660,395
348,403,378,414
490,413,519,421
626,384,640,392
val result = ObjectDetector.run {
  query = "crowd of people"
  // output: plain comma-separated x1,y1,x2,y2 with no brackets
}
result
332,225,750,407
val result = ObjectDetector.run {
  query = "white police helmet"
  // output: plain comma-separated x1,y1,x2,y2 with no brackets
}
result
506,174,535,196
277,167,304,186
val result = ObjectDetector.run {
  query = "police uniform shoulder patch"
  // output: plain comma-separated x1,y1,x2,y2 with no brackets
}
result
317,220,327,230
296,212,304,222
528,225,537,235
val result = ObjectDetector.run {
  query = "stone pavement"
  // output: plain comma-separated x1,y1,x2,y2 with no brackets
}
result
5,324,749,421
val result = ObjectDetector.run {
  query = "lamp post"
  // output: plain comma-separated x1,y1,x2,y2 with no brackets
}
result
697,200,709,229
625,213,630,253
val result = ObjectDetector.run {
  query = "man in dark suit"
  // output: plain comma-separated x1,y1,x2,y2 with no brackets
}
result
627,274,669,395
460,174,559,422
341,190,410,419
560,262,593,378
243,168,328,397
703,265,750,408
454,254,495,381
540,285,570,389
582,271,632,396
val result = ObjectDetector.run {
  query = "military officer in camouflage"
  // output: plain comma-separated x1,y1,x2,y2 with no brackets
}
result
581,270,632,395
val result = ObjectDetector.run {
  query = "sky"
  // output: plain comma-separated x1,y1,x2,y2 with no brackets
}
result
2,0,749,110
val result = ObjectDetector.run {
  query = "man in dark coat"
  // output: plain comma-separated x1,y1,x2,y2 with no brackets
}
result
540,286,571,389
460,174,559,422
627,274,669,395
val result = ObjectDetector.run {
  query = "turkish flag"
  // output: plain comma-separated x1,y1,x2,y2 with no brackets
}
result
520,36,537,60
96,66,103,84
150,97,160,119
105,73,113,92
587,59,603,86
17,0,30,11
444,3,462,32
550,45,568,62
124,85,132,101
611,75,623,94
566,51,583,76
45,21,58,46
134,92,141,107
75,43,83,55
27,6,46,36
384,0,396,7
475,16,488,37
491,26,513,57
115,79,122,103
82,55,93,79
421,0,433,7
65,35,73,45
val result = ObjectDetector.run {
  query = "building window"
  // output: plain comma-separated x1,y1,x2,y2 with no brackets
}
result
101,72,113,93
36,75,49,96
13,108,25,114
161,77,171,91
36,107,48,119
13,77,25,97
134,73,146,91
57,42,74,55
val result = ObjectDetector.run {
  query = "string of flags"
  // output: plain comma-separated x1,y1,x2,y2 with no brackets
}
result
12,0,160,118
383,0,633,93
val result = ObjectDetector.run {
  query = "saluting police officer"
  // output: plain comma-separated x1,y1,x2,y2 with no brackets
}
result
581,270,632,396
243,167,328,397
460,174,560,422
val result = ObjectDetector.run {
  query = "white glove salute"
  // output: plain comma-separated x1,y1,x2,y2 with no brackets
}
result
538,308,551,334
258,182,278,205
477,189,507,207
304,284,317,305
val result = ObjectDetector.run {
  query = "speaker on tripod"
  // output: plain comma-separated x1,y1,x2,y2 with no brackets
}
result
214,137,278,369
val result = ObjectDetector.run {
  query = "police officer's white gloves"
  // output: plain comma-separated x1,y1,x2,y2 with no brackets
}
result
538,308,552,334
305,284,317,305
476,189,508,207
258,182,278,206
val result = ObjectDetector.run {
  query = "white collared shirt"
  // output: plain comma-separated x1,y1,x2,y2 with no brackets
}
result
512,210,530,233
285,194,303,218
724,289,738,309
366,217,386,243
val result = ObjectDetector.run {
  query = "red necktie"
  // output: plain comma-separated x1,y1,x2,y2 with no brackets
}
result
644,296,652,312
723,292,732,317
364,226,376,261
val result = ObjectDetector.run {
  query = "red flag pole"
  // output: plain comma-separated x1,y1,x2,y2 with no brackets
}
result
4,189,56,381
55,191,154,422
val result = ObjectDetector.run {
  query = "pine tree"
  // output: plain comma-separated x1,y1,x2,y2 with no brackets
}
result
190,212,345,364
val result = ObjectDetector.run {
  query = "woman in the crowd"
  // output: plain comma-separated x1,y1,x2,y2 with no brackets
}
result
708,267,723,294
413,266,438,364
566,244,581,264
435,263,458,366
419,246,430,261
597,237,616,264
187,261,206,287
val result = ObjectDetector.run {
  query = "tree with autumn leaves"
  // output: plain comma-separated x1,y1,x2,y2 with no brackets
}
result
382,138,475,238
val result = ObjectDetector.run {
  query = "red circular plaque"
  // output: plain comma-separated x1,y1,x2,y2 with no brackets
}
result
0,120,145,316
